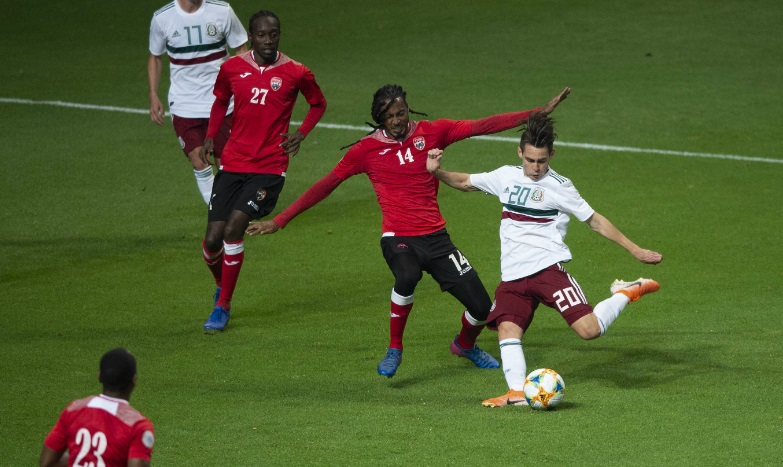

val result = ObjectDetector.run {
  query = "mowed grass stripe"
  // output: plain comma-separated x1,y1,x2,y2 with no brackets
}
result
2,97,779,164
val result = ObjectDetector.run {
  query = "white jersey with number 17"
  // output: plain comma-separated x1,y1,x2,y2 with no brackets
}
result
470,166,595,282
149,0,247,118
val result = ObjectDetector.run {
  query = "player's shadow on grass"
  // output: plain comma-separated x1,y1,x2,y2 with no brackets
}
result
557,343,727,390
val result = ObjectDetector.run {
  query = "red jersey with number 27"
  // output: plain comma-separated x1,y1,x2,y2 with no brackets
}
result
212,51,326,175
44,394,155,467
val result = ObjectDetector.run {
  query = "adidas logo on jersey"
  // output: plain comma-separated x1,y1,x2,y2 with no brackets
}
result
172,31,181,38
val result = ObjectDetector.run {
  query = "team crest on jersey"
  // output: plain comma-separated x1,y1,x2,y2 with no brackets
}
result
531,188,545,202
206,23,218,37
256,188,267,201
413,137,425,150
270,77,282,91
142,430,155,449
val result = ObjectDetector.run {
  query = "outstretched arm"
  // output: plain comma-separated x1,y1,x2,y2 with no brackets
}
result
539,87,571,116
246,171,344,235
426,149,479,192
586,212,662,264
444,87,572,144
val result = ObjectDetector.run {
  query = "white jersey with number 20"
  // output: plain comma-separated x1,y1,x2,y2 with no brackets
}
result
470,166,595,282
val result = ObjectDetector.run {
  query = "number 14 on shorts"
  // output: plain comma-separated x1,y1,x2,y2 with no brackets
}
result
449,251,472,276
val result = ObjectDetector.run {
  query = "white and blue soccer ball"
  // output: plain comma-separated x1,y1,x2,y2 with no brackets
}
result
523,368,565,410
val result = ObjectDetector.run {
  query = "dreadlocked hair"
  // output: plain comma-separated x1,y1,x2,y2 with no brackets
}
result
371,84,406,124
520,112,557,152
340,84,428,150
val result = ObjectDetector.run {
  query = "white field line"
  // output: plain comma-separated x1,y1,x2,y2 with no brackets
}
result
2,97,780,164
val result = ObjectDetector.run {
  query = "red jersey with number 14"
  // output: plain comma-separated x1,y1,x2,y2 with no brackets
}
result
333,119,478,236
273,109,539,233
213,51,326,175
44,394,155,467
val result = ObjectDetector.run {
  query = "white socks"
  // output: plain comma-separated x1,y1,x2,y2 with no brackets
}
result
499,338,526,391
194,167,214,204
593,293,630,336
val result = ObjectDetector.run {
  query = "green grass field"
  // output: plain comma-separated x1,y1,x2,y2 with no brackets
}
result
2,0,782,465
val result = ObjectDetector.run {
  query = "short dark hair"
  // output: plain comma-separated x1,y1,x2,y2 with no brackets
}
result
520,113,557,152
370,84,407,124
249,10,281,33
99,348,136,393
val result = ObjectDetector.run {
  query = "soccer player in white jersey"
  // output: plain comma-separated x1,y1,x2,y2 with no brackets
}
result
426,113,663,407
148,0,248,204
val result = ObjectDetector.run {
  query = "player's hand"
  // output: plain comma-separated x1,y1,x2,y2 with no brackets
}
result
246,220,280,236
280,131,305,157
426,148,443,174
149,96,165,126
200,138,215,166
540,87,571,115
635,248,663,264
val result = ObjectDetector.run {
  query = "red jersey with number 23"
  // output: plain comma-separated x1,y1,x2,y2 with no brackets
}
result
212,51,326,175
44,394,155,467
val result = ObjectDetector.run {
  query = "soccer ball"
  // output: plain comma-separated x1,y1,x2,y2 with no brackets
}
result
523,368,565,410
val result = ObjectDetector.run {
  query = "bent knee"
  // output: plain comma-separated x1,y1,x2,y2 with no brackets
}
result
394,271,423,292
571,314,602,340
576,327,601,340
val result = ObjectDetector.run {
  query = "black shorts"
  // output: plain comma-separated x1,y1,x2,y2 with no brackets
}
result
380,229,479,291
208,171,285,221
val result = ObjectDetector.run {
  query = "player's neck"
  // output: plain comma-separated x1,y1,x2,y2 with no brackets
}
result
178,0,203,13
102,390,132,402
252,50,279,67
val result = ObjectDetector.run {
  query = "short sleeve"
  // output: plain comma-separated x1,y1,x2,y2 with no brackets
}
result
43,410,68,453
429,119,471,148
224,7,248,49
212,62,233,101
557,180,594,221
128,420,155,461
148,17,167,56
332,144,366,180
470,168,506,197
298,66,325,105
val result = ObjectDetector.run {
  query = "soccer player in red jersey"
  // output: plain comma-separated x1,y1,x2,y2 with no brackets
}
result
40,348,155,467
200,10,327,333
246,85,570,377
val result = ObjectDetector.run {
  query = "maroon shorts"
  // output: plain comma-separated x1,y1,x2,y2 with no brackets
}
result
172,114,233,157
487,264,593,332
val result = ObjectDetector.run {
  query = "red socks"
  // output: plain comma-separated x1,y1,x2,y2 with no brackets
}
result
202,241,223,287
456,311,485,350
389,301,413,350
216,240,244,310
